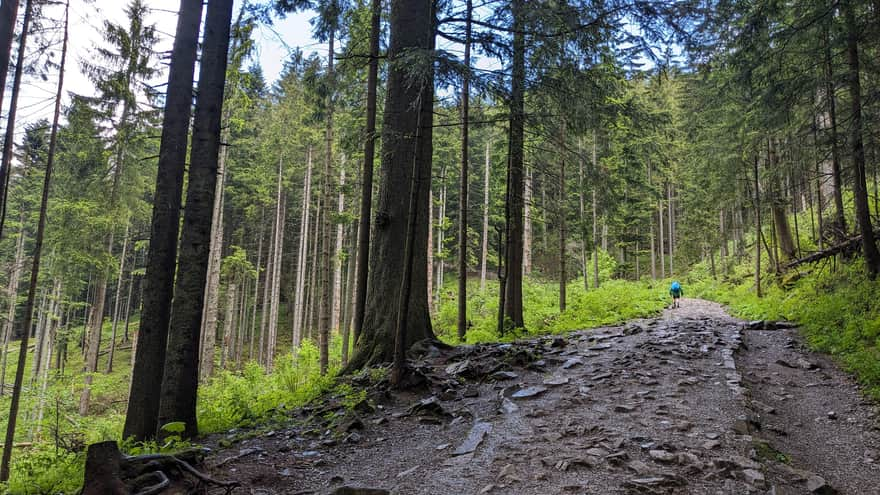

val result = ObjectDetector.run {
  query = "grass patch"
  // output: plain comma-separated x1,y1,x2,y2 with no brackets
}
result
433,276,670,344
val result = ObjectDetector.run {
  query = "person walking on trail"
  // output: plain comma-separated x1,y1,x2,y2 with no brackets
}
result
669,281,683,308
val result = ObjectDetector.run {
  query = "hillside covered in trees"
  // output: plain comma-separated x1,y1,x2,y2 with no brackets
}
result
1,0,880,492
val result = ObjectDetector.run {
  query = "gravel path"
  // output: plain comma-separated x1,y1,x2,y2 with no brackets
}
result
206,298,880,494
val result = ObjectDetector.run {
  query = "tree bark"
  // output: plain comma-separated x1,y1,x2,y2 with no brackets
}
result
842,0,880,277
659,201,665,279
0,0,28,241
220,282,237,370
823,21,847,236
435,176,446,307
332,164,346,333
480,140,490,291
158,0,232,438
523,167,532,275
667,182,674,276
319,26,336,375
559,121,567,312
427,189,433,313
200,161,225,379
293,150,313,347
341,223,357,364
353,0,381,347
579,142,589,289
0,0,21,126
124,0,203,442
503,0,526,330
346,0,435,370
456,0,471,341
106,224,130,373
1,4,66,478
754,155,762,298
250,212,264,361
0,219,25,396
267,161,285,370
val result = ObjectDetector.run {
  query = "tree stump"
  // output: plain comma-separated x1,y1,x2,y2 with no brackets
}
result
82,441,128,495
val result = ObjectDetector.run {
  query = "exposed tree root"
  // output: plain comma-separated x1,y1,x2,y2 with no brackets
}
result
82,440,239,495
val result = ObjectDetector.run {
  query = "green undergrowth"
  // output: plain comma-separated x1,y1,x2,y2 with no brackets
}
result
434,277,670,344
691,259,880,399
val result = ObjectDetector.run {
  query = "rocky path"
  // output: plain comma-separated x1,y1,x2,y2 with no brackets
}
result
206,299,880,494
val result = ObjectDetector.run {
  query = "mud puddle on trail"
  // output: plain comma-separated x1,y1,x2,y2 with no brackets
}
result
204,299,880,494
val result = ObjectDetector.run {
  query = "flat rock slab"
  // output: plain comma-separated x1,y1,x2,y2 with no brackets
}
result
543,376,569,386
511,386,548,399
453,421,492,456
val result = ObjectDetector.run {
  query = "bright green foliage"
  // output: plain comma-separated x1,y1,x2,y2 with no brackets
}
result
197,339,337,432
434,274,668,345
694,261,880,399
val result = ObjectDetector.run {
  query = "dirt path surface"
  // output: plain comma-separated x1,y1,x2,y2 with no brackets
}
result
206,299,880,494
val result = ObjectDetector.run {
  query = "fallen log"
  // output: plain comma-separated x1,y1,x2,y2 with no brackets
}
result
784,231,879,269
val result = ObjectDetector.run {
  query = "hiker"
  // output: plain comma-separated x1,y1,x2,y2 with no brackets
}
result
669,281,683,308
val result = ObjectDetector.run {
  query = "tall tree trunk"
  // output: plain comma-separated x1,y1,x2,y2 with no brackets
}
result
427,189,433,313
30,292,47,386
124,0,203,442
719,209,726,270
558,123,566,312
319,26,336,375
341,222,357,364
0,0,31,241
200,168,225,379
650,226,656,280
267,161,285,370
659,202,665,279
456,0,472,341
842,0,880,276
503,0,526,330
523,167,532,275
332,164,346,332
480,141,490,291
353,0,381,347
122,254,136,344
0,0,21,127
158,0,232,438
292,151,312,347
578,143,588,289
1,4,66,478
754,156,762,297
1,220,25,396
258,205,275,365
106,224,130,373
768,139,797,260
346,0,435,370
667,182,674,276
200,148,227,375
220,282,237,369
306,198,321,341
435,177,446,307
823,21,847,236
249,213,264,361
592,188,599,288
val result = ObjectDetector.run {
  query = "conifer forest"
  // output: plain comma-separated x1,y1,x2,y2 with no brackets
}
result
1,0,880,492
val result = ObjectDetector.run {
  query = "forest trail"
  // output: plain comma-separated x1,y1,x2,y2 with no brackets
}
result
206,299,880,494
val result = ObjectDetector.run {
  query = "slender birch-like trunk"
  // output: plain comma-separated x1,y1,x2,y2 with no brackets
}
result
480,141,490,291
0,222,24,396
292,150,313,347
332,163,346,332
106,224,129,373
523,167,532,275
266,159,285,370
